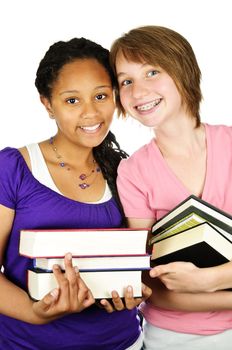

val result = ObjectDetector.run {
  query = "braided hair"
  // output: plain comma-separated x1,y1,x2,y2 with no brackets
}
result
93,131,128,224
35,37,128,223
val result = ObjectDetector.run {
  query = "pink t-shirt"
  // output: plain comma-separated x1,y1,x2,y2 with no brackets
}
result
117,123,232,335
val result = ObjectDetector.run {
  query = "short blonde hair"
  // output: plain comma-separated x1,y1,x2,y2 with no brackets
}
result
110,26,202,126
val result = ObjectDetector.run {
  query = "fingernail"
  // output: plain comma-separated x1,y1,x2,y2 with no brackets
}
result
142,283,147,291
74,266,79,274
53,264,60,270
127,286,133,293
112,290,118,298
66,252,72,260
50,288,59,298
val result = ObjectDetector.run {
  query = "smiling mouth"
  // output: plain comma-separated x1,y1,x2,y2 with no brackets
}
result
80,123,102,132
136,99,162,111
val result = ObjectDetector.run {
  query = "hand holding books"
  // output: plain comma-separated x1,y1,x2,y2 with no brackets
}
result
20,228,150,300
31,251,152,318
150,261,208,293
100,283,152,313
31,253,95,324
149,195,232,293
150,260,232,293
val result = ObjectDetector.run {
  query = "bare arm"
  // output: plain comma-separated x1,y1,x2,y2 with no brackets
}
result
128,218,232,293
127,218,155,229
0,204,95,324
129,217,232,311
150,261,232,293
0,204,36,322
145,275,232,311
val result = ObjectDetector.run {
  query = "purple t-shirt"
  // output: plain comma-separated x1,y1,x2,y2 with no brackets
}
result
0,148,141,350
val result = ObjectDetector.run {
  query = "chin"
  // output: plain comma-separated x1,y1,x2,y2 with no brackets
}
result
90,137,106,149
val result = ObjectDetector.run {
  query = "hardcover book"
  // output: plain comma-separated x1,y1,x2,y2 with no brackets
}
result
28,268,144,299
34,254,151,272
20,228,150,299
19,228,149,258
151,195,232,243
151,222,232,267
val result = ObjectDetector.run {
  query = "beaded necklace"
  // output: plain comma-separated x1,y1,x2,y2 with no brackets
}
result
49,137,101,189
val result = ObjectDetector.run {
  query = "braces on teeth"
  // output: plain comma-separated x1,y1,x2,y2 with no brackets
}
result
137,99,160,111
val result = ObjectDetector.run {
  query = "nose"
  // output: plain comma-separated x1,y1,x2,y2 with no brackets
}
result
131,81,149,99
81,101,99,119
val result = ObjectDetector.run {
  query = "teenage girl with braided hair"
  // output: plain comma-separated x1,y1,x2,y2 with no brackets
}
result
0,37,151,350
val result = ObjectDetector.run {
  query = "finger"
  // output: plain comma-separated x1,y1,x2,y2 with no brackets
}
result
149,265,167,278
64,253,74,273
64,253,78,284
111,290,125,311
141,283,152,300
82,290,95,308
53,263,65,280
76,275,95,307
63,253,79,302
36,288,60,312
124,286,138,309
52,264,70,302
99,299,115,313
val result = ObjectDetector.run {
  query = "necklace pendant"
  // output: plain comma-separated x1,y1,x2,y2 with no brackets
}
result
79,183,90,189
79,173,87,180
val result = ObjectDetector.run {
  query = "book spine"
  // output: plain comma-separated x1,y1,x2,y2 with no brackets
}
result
32,267,151,273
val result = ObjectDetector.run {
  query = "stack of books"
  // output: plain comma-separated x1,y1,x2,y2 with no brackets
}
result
150,195,232,267
19,228,150,299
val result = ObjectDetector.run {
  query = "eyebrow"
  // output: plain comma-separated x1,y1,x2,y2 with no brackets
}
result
117,63,152,78
59,85,112,96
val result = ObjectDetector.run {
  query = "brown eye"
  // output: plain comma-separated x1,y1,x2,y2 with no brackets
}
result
95,94,106,101
67,98,79,104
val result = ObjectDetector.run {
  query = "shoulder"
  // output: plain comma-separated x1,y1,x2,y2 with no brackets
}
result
0,147,29,176
205,123,232,146
118,140,154,173
0,147,21,163
0,147,29,207
18,146,31,170
205,123,232,136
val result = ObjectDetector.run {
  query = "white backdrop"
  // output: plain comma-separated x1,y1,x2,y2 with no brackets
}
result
0,0,231,154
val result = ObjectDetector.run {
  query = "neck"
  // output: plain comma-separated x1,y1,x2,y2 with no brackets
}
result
154,118,204,157
48,135,101,190
50,135,94,167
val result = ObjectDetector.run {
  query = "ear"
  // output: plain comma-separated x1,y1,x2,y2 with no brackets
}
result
40,96,55,119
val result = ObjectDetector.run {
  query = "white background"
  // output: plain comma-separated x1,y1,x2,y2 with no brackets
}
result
0,0,231,154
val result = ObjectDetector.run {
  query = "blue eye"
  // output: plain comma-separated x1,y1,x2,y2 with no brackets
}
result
67,98,79,104
121,79,132,87
147,70,158,77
